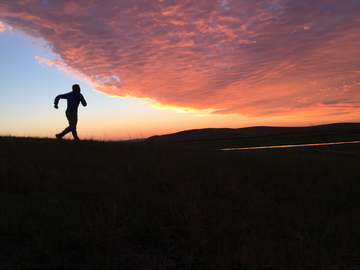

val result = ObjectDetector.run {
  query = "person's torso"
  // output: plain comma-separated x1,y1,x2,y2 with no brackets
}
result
66,91,83,112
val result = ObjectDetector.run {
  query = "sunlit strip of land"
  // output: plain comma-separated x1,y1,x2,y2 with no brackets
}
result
222,141,360,151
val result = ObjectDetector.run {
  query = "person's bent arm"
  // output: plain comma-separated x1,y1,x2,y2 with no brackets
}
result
81,95,87,107
54,94,67,109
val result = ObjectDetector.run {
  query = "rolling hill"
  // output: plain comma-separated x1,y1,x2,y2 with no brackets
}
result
145,122,360,143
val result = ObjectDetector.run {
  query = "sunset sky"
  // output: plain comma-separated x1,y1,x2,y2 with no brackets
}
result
1,0,359,140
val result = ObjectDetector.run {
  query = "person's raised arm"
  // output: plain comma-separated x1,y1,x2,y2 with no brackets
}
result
54,94,67,109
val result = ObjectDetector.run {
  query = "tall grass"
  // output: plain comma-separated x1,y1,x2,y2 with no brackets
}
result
1,137,360,269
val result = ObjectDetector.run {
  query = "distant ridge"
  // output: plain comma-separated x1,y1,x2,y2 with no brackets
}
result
145,123,360,143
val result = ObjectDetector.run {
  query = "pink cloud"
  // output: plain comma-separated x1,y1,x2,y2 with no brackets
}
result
1,0,360,120
35,56,53,66
0,21,5,32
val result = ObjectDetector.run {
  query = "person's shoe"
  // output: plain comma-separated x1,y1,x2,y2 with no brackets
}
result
56,134,63,144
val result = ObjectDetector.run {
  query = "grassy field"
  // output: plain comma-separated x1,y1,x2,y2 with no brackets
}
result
1,136,360,269
171,129,360,150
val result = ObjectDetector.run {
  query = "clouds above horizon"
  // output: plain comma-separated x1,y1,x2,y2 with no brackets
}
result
1,0,360,119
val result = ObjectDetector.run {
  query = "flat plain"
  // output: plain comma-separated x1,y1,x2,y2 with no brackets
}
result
1,135,360,269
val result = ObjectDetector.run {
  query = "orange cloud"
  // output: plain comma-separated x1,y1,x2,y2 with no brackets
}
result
1,0,360,121
35,56,53,66
0,21,5,32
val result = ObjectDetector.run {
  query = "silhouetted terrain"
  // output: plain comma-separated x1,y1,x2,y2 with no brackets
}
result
1,136,360,269
145,122,360,143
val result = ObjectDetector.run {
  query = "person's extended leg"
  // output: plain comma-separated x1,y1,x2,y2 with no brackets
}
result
56,112,80,144
66,111,81,144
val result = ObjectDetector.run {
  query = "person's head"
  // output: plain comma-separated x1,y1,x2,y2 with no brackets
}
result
72,84,81,92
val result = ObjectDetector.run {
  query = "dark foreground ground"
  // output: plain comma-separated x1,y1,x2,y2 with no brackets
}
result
1,136,360,269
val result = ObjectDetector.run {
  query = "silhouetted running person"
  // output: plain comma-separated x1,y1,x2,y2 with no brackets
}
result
54,84,87,144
